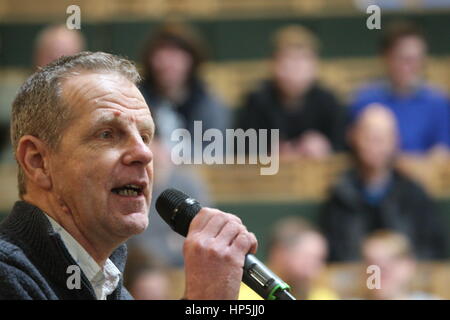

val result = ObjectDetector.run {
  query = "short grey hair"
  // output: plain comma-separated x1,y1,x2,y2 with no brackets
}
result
11,51,141,196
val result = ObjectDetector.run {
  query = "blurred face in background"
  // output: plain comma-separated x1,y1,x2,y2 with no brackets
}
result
363,239,415,299
150,45,193,91
350,105,398,172
272,47,318,101
34,26,85,68
130,270,170,300
270,232,327,284
384,36,427,91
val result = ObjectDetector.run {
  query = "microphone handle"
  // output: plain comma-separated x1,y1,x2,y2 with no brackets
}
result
243,254,295,300
157,191,296,300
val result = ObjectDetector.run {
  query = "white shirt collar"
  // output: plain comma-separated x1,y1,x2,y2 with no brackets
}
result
45,214,121,300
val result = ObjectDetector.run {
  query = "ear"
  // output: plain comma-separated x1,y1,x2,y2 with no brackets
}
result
16,135,52,191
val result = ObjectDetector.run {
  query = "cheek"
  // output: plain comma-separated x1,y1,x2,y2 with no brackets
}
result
50,155,80,191
146,160,154,179
68,151,117,193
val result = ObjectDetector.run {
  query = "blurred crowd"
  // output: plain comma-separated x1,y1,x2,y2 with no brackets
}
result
0,19,449,300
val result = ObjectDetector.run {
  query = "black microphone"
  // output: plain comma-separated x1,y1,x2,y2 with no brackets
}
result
156,188,296,300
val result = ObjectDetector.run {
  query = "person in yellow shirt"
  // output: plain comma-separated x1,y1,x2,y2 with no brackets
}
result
239,217,338,300
360,230,442,300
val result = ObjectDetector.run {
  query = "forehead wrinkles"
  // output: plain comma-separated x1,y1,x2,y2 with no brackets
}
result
92,93,148,112
62,72,148,115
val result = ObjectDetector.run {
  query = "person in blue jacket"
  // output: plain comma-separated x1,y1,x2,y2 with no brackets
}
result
350,21,450,154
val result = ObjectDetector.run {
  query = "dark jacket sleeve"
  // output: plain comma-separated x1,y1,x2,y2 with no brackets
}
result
326,96,347,152
318,193,360,262
235,92,270,131
408,186,449,260
318,197,340,262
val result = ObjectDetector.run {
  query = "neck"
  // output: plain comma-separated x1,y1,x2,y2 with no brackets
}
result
280,91,307,111
359,166,391,189
23,191,117,266
390,77,420,95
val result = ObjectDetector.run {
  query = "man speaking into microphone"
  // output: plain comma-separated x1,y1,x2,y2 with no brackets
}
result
0,51,257,300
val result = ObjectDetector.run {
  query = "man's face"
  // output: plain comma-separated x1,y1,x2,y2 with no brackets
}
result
384,36,426,89
363,240,415,296
49,72,154,243
351,106,398,171
272,47,318,98
150,45,193,90
284,233,327,282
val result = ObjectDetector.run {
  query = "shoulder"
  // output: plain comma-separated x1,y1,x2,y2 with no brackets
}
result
328,169,358,197
353,80,387,100
420,84,450,106
307,83,342,112
244,80,276,103
0,246,45,299
320,170,360,216
0,235,21,262
392,171,431,200
0,236,40,278
310,83,338,100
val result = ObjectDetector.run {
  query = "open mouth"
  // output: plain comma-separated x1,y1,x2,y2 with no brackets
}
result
111,184,144,197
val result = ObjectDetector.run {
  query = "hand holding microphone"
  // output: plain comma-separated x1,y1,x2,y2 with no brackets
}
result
156,188,295,300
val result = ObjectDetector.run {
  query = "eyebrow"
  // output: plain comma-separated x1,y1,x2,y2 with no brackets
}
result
92,113,155,136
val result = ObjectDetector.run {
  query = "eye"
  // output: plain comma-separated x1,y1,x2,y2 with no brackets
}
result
141,133,151,144
99,129,114,140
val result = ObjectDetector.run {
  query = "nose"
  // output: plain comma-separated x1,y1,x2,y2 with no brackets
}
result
122,134,153,167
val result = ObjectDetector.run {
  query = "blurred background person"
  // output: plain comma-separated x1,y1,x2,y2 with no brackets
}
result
124,244,172,300
350,21,450,154
236,25,345,159
240,217,338,300
33,24,86,69
139,22,231,150
320,104,448,262
360,230,441,300
1,24,85,163
128,130,212,267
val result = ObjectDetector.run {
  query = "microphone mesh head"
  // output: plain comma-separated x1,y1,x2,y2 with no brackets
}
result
156,188,189,228
156,188,202,236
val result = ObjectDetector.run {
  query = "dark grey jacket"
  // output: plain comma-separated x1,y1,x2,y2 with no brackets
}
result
0,201,132,300
319,169,449,262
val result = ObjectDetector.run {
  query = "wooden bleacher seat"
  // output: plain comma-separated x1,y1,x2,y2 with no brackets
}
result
1,155,449,212
195,154,450,203
0,0,371,22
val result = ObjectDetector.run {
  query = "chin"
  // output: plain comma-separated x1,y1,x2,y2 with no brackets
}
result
118,212,149,236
